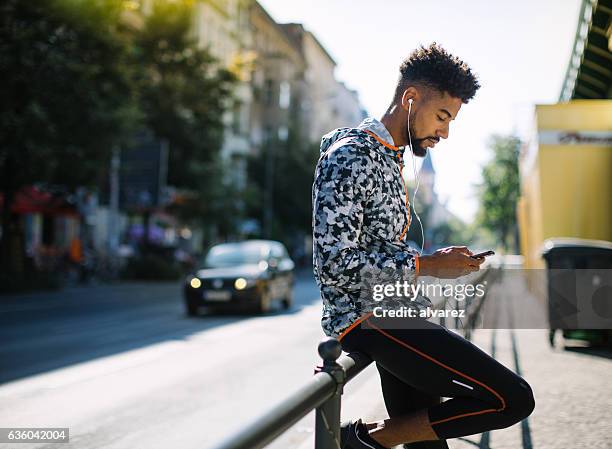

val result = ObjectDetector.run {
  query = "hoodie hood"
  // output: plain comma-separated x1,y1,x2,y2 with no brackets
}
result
319,126,363,155
319,118,404,164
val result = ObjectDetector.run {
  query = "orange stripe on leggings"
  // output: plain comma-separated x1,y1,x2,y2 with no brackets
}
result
364,318,507,425
429,408,499,426
337,312,375,341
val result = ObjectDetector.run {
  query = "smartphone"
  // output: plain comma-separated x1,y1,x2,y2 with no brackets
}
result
471,250,495,259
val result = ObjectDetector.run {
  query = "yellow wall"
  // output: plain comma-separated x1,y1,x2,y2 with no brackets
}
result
518,169,544,268
540,146,611,240
519,100,612,269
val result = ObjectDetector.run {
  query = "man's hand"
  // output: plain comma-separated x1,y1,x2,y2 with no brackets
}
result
418,246,484,279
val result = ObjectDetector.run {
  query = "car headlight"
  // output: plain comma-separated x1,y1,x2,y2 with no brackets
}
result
190,278,202,289
234,278,257,290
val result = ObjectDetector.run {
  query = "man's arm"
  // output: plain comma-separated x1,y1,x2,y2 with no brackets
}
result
312,144,418,292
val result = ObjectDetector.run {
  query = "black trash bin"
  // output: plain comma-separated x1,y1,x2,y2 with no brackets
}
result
541,238,612,347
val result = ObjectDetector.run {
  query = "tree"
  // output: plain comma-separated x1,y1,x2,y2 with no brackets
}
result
430,216,474,248
0,0,137,279
404,196,430,252
131,0,236,240
0,0,238,287
246,133,320,251
476,135,521,252
165,154,244,244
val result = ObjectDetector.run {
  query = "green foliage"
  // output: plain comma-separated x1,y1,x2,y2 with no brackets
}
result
0,0,138,275
131,0,237,227
132,0,235,188
403,197,473,251
246,136,320,246
0,0,137,190
403,199,429,250
165,153,244,239
476,135,521,251
0,0,237,273
430,216,474,247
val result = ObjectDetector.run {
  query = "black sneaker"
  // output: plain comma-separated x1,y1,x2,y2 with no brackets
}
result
340,418,389,449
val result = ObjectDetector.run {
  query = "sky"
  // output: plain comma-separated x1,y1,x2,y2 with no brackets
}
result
258,0,582,223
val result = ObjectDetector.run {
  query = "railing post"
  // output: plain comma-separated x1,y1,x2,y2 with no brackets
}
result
313,337,345,449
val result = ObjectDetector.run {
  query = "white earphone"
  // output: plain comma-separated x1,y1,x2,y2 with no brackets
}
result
405,97,425,256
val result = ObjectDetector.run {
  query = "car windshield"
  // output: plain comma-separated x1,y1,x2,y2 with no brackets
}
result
203,243,268,268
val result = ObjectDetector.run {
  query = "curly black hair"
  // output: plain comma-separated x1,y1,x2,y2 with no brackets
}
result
395,42,480,103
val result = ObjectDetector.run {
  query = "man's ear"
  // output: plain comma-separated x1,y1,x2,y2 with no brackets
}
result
401,87,418,111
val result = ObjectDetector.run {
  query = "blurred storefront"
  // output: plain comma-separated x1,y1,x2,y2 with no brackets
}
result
0,185,81,270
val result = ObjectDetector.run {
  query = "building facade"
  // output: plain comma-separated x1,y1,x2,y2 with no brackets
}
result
248,3,306,152
192,0,253,191
129,1,367,243
333,81,368,130
281,24,342,143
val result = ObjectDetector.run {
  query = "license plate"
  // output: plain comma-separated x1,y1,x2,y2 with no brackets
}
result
204,290,231,301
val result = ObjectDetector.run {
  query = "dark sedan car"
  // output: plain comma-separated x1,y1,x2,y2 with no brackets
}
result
183,240,295,315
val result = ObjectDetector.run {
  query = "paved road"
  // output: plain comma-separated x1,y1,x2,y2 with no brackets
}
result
0,271,330,449
1,268,610,449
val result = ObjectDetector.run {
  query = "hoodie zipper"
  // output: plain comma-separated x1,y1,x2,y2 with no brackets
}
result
363,130,411,242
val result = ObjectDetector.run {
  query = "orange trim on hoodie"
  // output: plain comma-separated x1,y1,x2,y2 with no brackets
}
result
364,130,412,242
364,129,400,151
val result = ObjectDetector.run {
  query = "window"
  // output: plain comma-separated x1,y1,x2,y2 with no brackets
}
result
279,81,291,109
278,126,288,141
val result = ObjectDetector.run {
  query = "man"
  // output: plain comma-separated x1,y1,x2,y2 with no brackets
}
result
311,43,535,449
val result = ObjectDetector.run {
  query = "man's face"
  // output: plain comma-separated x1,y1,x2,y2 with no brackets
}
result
406,90,463,157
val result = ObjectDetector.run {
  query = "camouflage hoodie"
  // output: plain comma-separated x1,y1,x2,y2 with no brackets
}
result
312,117,430,338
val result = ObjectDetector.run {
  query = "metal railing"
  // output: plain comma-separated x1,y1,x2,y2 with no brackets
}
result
207,338,372,449
208,267,497,449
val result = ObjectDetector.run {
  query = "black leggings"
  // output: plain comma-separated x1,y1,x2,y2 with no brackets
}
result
339,314,535,445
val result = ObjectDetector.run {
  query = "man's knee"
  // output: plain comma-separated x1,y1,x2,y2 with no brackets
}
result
502,377,535,425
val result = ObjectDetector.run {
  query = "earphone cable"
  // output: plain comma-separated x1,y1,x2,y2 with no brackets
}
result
406,100,425,256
